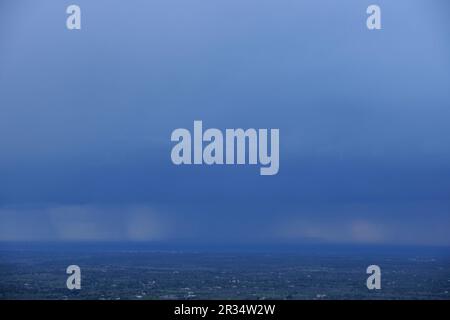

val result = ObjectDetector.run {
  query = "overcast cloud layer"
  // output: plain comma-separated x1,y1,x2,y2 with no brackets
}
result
1,0,450,246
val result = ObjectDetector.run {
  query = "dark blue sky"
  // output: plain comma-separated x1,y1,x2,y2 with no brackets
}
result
0,0,449,245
